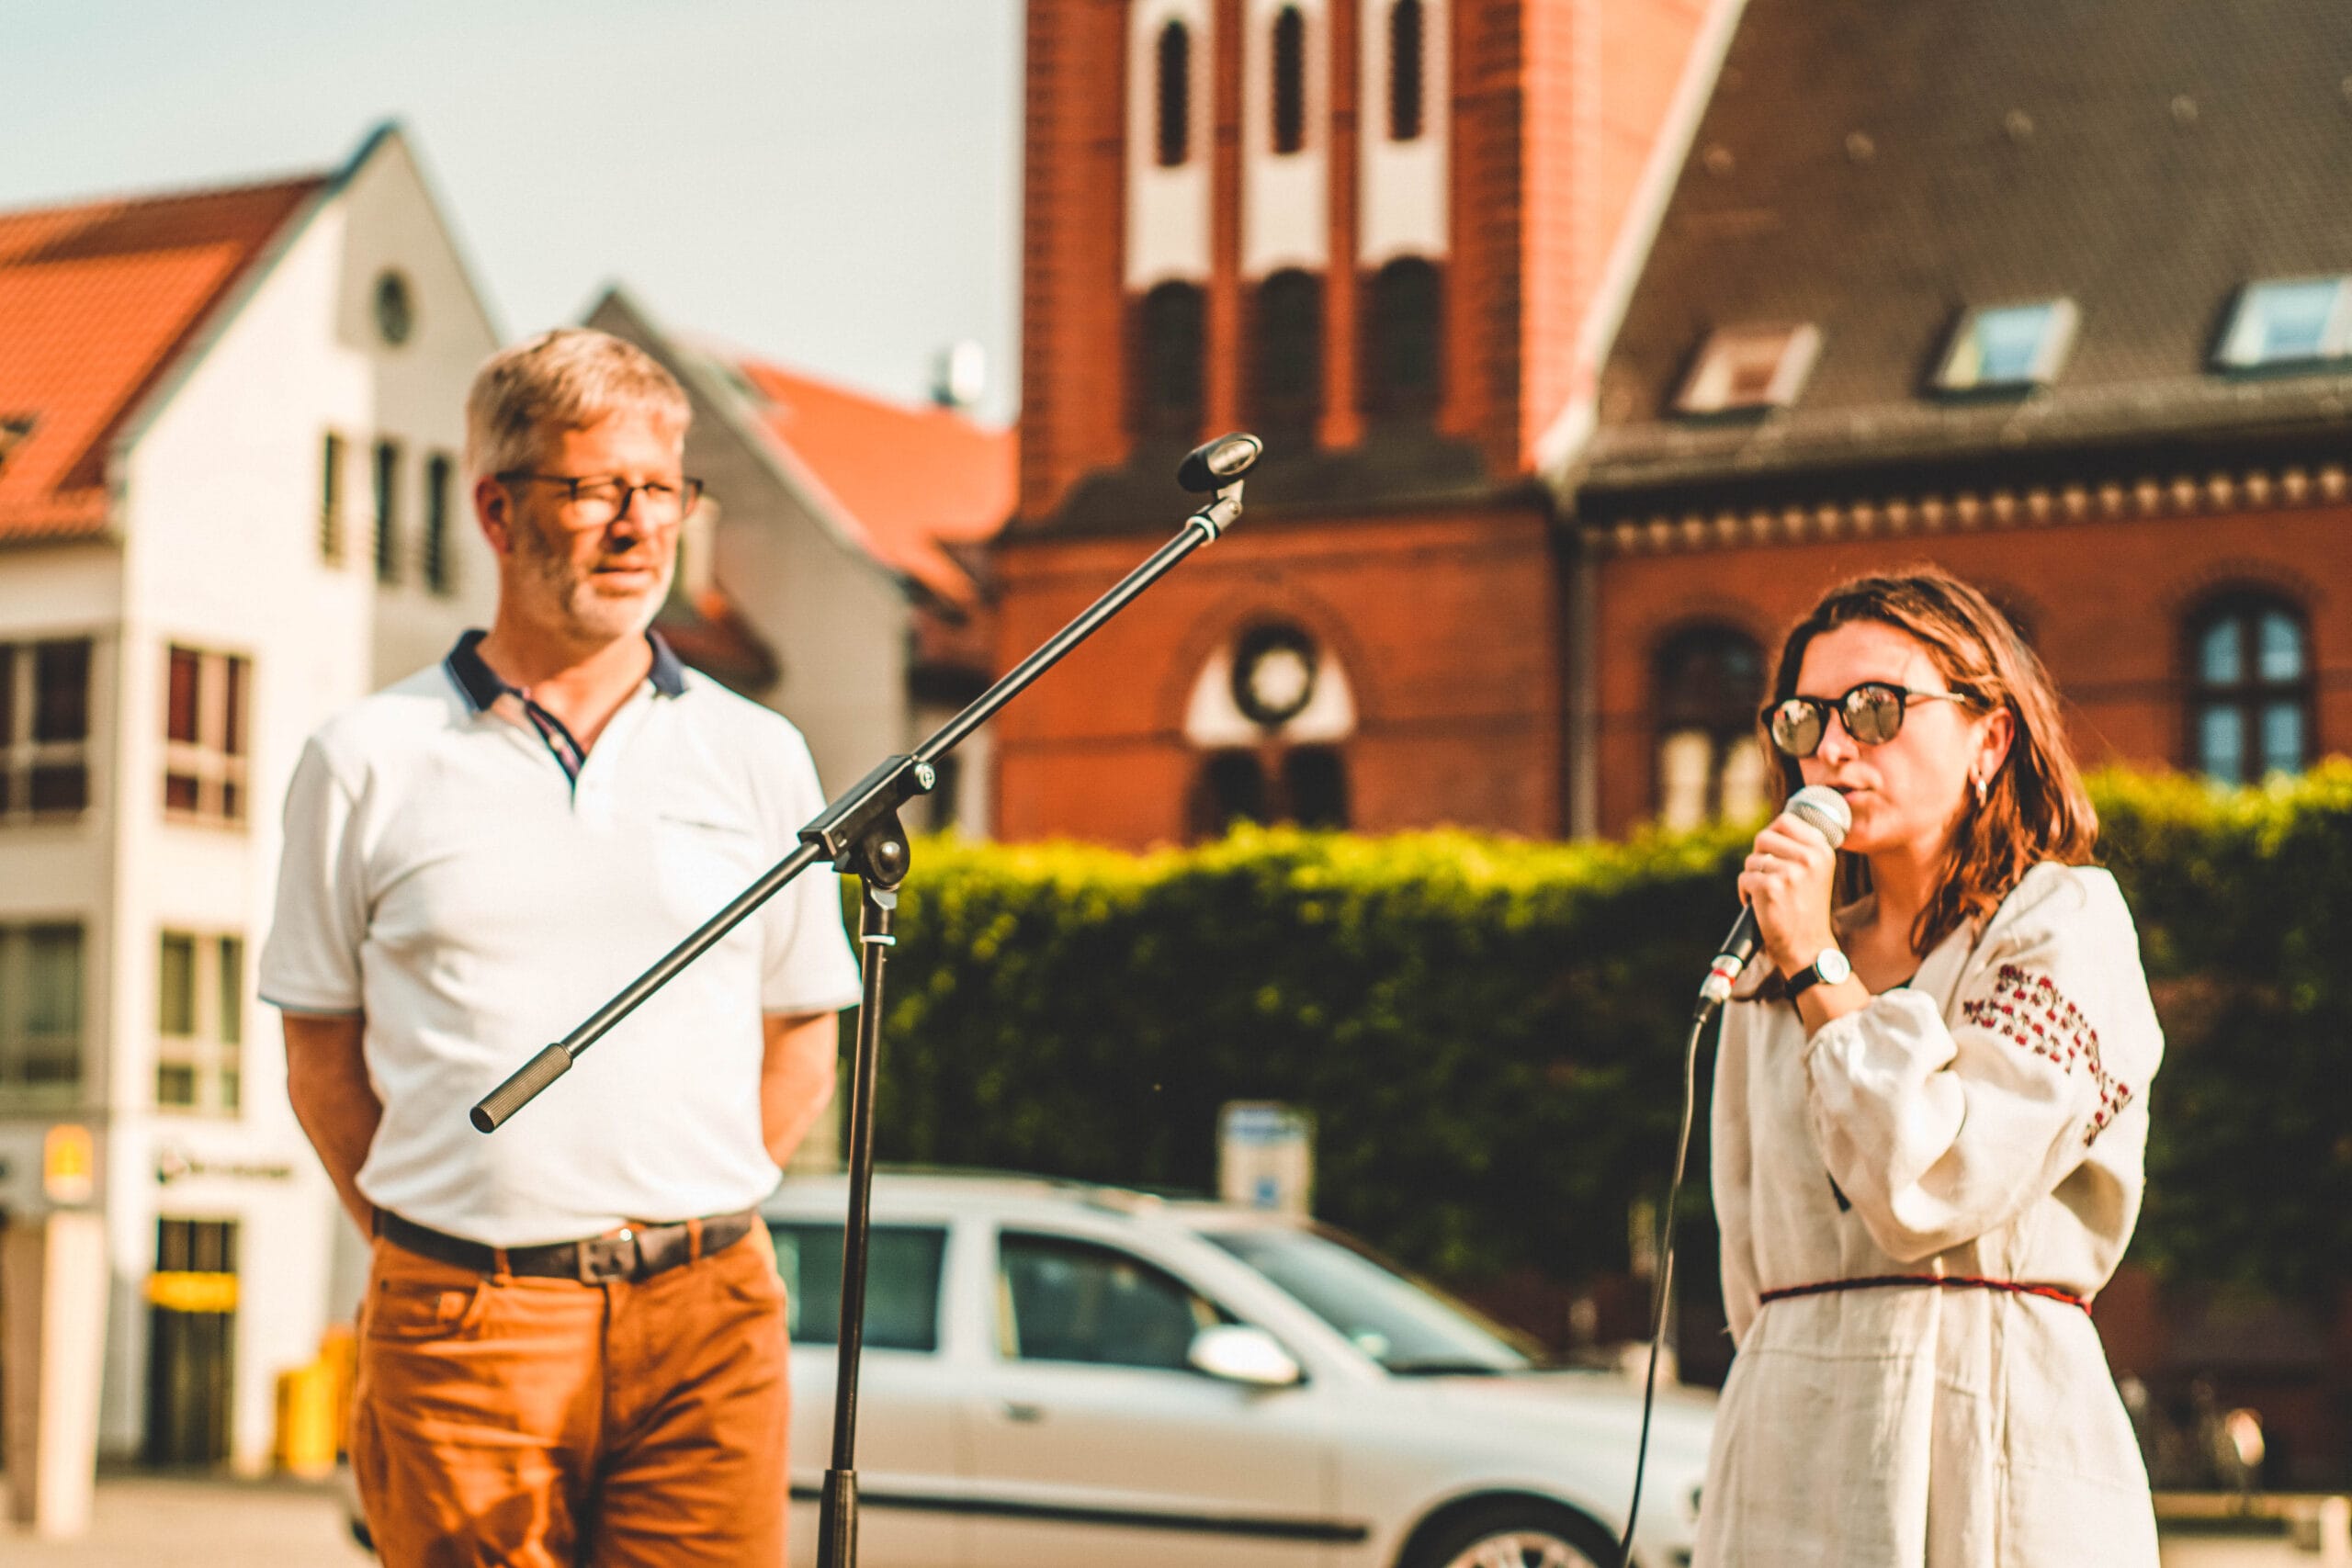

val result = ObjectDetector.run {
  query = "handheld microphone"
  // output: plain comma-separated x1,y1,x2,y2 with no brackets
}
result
1694,785,1852,1017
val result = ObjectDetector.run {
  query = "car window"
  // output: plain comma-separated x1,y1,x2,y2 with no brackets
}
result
772,1222,947,1353
997,1231,1230,1371
1203,1224,1533,1374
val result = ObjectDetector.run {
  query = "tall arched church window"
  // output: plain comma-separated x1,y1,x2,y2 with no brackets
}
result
1185,621,1356,836
1252,270,1323,434
1156,20,1193,168
1654,626,1768,831
1272,6,1308,155
2188,594,2312,783
1388,0,1425,142
1362,256,1442,419
1135,281,1207,439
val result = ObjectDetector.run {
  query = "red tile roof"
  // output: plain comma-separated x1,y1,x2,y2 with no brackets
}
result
0,175,325,542
723,354,1014,609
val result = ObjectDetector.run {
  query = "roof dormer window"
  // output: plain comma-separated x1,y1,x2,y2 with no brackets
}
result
1674,324,1820,414
2217,276,2352,369
1935,299,2076,392
0,414,32,474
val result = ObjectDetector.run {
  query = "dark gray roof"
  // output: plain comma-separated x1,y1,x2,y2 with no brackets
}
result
1580,0,2352,508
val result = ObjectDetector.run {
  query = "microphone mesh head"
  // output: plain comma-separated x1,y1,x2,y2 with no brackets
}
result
1787,784,1852,850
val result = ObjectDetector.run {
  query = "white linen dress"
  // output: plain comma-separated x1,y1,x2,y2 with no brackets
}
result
1694,862,2163,1568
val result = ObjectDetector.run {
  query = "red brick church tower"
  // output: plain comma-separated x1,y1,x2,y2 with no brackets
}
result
996,0,1720,846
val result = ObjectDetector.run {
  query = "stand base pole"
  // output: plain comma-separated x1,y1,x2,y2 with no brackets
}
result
817,1469,858,1568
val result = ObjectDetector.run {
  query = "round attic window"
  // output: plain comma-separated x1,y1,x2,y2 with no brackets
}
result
1231,623,1319,728
373,270,415,345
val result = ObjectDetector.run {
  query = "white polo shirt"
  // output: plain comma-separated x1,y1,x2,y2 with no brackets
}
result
260,632,862,1247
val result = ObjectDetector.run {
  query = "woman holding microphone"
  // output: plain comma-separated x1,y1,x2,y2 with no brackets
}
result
1695,569,2163,1566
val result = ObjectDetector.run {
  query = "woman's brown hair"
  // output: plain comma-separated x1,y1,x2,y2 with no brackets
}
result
1763,568,2098,956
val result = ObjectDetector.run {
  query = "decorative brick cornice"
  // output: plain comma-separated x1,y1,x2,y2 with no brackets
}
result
1589,460,2352,557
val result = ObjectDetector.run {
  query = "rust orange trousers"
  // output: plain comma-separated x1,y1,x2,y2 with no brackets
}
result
350,1226,790,1567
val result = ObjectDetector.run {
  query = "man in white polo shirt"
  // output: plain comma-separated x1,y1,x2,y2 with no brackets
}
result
262,328,858,1567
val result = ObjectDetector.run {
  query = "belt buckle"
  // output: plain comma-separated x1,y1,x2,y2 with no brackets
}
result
577,1229,640,1284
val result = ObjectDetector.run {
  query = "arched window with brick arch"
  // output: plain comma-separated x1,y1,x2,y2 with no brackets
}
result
1251,269,1323,434
1388,0,1426,142
1271,6,1308,155
1361,255,1442,419
2187,592,2313,783
1654,624,1769,830
1156,19,1193,167
1185,619,1356,836
1135,281,1207,439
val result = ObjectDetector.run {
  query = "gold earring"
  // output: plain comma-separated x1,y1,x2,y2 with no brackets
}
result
1973,773,1990,807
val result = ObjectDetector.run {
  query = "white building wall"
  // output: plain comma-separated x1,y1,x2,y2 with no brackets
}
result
1358,0,1451,265
92,130,498,1470
1241,0,1332,278
1126,0,1216,290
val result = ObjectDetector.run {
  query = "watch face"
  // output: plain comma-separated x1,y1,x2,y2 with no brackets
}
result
1816,948,1853,984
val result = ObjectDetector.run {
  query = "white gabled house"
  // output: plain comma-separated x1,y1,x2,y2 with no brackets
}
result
0,122,500,1474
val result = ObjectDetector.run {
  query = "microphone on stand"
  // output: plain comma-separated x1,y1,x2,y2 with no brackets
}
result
1694,785,1852,1018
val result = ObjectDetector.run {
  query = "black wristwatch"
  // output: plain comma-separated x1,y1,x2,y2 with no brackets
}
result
1786,945,1853,999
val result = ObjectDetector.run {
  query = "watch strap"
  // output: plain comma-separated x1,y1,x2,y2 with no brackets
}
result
1786,948,1849,999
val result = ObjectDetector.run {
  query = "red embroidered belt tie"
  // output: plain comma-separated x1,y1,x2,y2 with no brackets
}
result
1758,1273,2092,1316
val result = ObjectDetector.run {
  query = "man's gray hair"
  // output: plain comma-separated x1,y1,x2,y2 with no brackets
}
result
463,328,690,480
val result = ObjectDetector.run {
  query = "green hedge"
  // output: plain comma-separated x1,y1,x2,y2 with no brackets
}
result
852,763,2352,1307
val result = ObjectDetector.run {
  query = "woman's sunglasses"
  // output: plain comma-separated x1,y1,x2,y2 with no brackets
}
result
1763,682,1981,759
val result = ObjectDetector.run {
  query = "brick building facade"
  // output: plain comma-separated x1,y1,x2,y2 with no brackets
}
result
1000,0,1717,846
1000,0,2352,850
1573,0,2352,839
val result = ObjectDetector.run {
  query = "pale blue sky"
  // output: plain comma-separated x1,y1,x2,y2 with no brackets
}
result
2,0,1027,420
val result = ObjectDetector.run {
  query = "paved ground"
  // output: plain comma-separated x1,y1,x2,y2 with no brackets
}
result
1,1473,371,1566
0,1473,2324,1565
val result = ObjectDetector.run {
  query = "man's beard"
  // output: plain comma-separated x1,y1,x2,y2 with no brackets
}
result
516,525,672,642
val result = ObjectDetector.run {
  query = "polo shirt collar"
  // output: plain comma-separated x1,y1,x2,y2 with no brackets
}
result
444,628,687,716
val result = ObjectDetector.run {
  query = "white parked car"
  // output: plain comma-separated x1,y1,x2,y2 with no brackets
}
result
769,1171,1713,1568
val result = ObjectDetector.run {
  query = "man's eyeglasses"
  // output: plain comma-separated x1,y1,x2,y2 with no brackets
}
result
496,471,707,529
1763,682,1982,759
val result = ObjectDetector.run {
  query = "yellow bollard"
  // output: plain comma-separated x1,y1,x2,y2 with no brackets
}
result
274,1359,339,1480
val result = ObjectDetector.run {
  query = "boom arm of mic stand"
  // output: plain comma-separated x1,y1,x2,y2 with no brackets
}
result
469,454,1256,1134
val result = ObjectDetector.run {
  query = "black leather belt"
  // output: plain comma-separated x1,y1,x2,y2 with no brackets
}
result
377,1209,760,1284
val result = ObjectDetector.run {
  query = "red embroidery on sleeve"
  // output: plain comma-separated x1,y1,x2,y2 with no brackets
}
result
1958,963,2131,1145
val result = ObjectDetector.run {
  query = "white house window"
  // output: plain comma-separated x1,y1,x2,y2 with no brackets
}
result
164,645,250,824
1936,299,2077,391
0,921,85,1104
422,452,456,595
1674,324,1820,413
2217,276,2352,369
1156,20,1193,167
320,429,346,566
2189,595,2312,783
373,438,402,584
157,931,244,1114
0,637,93,820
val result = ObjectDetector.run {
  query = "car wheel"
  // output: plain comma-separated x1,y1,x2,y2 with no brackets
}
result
1407,1501,1618,1568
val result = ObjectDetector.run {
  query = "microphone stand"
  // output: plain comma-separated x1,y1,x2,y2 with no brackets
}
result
469,434,1265,1568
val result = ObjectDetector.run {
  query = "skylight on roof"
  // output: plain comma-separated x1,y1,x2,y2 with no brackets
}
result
1936,299,2076,392
1674,324,1820,415
2217,276,2352,369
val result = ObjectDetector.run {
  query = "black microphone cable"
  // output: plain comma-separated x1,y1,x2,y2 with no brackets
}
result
1613,1004,1714,1568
